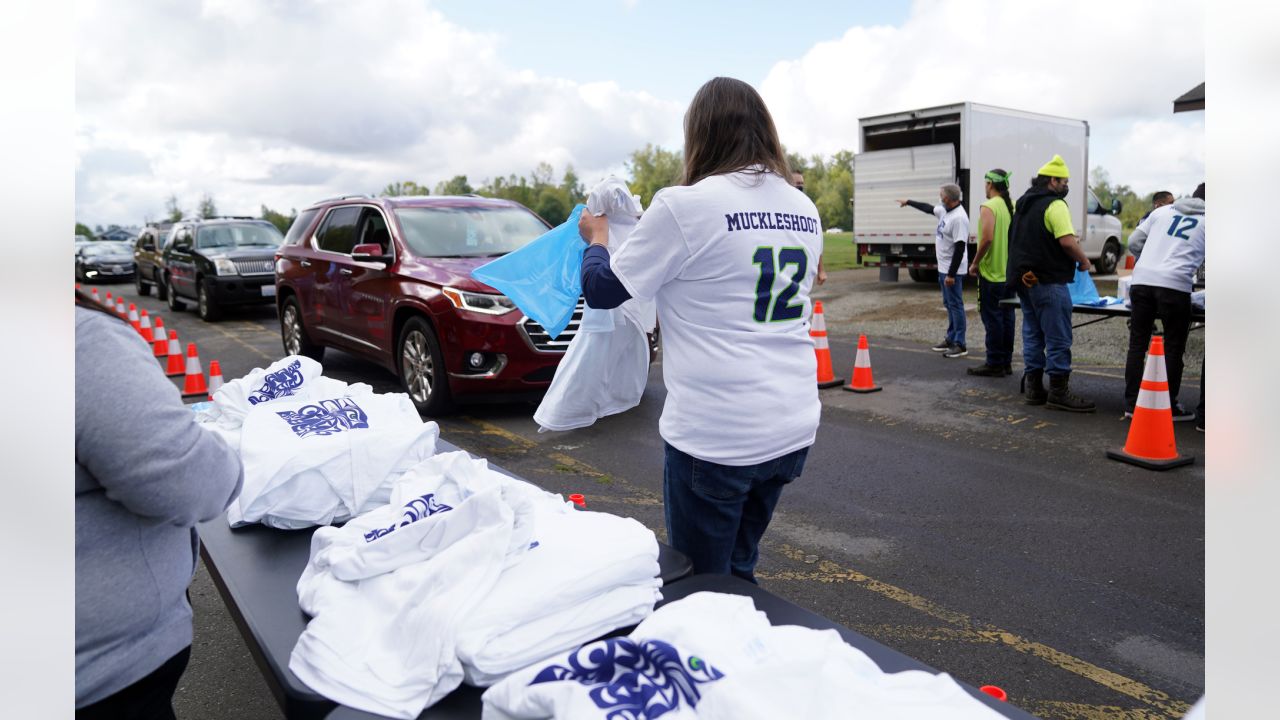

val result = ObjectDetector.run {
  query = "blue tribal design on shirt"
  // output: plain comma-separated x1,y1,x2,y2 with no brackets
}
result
363,493,454,542
530,638,724,719
275,398,369,438
248,359,305,405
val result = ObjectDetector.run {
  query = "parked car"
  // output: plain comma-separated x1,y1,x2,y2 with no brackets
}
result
162,217,284,321
274,194,581,415
133,223,173,299
75,241,136,283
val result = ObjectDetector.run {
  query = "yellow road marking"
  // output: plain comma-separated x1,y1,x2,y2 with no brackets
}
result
766,546,1190,718
1023,700,1171,720
455,417,1192,719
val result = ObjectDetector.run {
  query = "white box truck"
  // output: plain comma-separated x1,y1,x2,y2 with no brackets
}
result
852,102,1124,281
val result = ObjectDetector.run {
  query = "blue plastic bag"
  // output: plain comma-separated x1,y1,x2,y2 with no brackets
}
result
471,204,585,340
1067,267,1101,305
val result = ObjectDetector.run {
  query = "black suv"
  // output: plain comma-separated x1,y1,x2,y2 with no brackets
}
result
133,223,172,299
163,217,284,321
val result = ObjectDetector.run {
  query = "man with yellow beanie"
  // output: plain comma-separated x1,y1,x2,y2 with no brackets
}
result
1006,154,1095,412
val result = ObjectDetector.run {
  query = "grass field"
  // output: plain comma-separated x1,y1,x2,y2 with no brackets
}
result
822,231,860,270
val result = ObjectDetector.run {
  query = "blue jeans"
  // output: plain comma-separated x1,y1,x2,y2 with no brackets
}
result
937,275,966,345
1017,282,1073,375
663,442,809,584
978,278,1016,366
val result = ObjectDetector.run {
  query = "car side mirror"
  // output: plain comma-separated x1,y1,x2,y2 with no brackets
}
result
351,243,393,266
1111,199,1122,215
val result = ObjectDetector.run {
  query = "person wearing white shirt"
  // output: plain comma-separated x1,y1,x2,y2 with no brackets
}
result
577,77,821,583
898,185,971,358
1123,182,1205,421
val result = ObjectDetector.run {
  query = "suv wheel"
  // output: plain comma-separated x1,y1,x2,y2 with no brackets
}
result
1097,239,1121,275
135,270,151,296
197,280,222,322
155,269,168,301
166,274,186,311
280,297,324,361
398,316,452,416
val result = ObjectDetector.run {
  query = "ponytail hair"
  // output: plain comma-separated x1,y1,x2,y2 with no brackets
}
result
986,168,1013,215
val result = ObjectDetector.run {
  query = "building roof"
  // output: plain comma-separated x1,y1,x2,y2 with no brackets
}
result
1174,82,1204,113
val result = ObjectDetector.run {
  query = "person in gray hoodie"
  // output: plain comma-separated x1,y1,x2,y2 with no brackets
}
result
1123,183,1205,420
75,291,243,718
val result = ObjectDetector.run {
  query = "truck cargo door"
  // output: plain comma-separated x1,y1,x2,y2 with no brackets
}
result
853,144,956,239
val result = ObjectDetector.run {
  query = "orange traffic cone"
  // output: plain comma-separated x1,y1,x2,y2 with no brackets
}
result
115,297,126,317
151,317,169,358
842,334,882,393
165,331,185,376
811,302,844,389
181,343,208,398
91,288,100,303
138,310,154,343
104,291,113,308
1106,336,1193,470
207,360,225,400
1124,254,1136,270
128,304,140,332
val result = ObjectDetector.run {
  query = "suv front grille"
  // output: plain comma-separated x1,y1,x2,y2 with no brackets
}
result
235,259,275,275
519,299,584,352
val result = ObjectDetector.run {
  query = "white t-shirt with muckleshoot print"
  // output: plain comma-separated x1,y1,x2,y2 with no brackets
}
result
609,168,822,466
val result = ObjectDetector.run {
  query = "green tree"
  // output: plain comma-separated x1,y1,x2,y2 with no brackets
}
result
380,181,429,197
75,222,95,240
1091,166,1147,233
164,195,184,223
261,205,296,235
533,189,569,226
626,144,682,208
198,193,218,219
559,165,585,206
434,175,473,196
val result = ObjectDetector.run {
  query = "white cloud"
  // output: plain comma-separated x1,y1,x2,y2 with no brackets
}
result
760,0,1205,194
75,0,682,225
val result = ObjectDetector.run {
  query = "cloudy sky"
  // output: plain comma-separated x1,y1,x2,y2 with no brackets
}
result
75,0,1204,228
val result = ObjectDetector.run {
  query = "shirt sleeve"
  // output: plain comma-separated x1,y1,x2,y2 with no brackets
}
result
1043,199,1076,238
75,311,244,527
581,245,633,309
1128,213,1155,257
608,194,690,301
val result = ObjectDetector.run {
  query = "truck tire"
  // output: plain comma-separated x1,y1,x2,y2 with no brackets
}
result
280,297,325,362
908,268,938,283
197,279,223,322
1096,239,1121,275
166,274,186,312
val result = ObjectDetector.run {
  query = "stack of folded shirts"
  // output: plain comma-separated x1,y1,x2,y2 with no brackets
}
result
483,592,1003,720
457,503,662,686
193,355,439,529
291,453,527,718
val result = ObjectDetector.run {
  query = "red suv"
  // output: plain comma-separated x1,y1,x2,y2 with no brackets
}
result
275,194,581,414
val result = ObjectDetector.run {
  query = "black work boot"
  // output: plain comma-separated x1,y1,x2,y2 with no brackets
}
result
1046,373,1096,413
967,363,1005,377
1021,369,1047,405
1002,364,1014,376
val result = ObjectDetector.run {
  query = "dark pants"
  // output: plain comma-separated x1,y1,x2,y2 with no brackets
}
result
978,278,1016,366
1016,282,1073,375
663,442,809,584
77,646,190,720
1124,284,1191,410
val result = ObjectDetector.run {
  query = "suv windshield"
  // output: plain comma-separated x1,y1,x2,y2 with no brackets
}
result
196,223,283,250
393,206,548,258
81,242,132,256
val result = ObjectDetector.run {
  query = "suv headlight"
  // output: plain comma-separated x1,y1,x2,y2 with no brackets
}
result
442,287,516,315
211,255,238,276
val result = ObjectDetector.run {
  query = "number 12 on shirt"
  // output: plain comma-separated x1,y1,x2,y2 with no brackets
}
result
753,246,808,322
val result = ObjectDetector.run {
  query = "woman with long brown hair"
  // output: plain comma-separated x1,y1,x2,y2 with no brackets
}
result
578,77,822,582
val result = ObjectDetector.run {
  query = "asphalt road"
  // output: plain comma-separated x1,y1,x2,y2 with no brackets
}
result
91,276,1204,720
